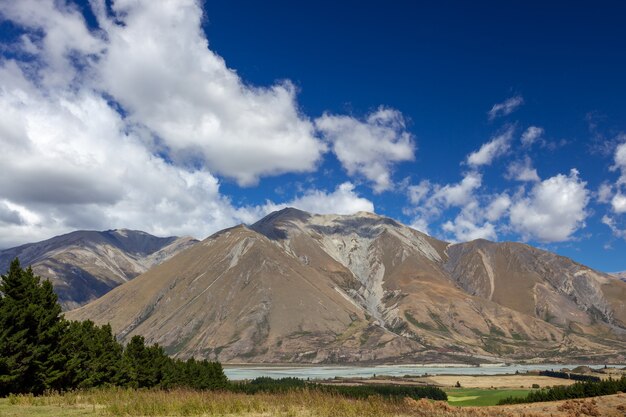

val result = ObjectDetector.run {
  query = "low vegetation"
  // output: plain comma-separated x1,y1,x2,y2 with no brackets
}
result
0,387,557,417
445,388,531,406
498,375,626,404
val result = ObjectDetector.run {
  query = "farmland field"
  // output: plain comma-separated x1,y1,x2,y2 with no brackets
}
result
444,388,531,406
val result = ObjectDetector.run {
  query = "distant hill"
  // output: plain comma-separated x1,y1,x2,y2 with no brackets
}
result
611,271,626,282
67,209,626,364
0,229,197,310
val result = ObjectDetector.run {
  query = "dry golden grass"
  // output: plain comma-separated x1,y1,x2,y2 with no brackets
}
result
3,388,625,417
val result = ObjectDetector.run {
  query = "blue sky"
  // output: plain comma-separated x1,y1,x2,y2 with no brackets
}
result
0,1,626,272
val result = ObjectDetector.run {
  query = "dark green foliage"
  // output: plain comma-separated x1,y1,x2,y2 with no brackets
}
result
230,377,448,401
0,259,66,395
0,258,227,396
498,375,626,405
60,320,122,389
160,357,228,390
539,370,601,382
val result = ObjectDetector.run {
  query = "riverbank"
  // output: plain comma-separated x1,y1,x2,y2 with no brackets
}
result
223,363,626,380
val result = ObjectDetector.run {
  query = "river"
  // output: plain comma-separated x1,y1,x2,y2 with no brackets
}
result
223,363,615,381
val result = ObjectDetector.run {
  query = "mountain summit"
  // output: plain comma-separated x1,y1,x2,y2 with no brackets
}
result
0,229,197,310
67,209,626,363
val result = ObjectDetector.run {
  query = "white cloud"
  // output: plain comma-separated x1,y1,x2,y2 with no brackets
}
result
431,172,482,208
509,169,589,242
442,215,496,242
407,180,431,205
613,140,626,185
521,126,544,147
611,193,626,214
597,183,612,203
467,127,514,167
487,95,524,120
315,107,415,193
0,201,25,225
406,172,499,242
506,156,540,182
0,0,104,88
485,194,511,222
409,217,430,235
0,0,385,248
260,182,374,216
0,76,251,247
602,215,626,239
92,0,326,186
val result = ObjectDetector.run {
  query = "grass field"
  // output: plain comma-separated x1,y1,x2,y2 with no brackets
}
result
0,388,536,417
1,388,623,417
445,388,531,406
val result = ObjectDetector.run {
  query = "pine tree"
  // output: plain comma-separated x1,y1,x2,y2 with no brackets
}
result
0,259,66,395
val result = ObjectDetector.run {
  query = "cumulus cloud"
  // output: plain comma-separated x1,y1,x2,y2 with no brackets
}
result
442,215,496,241
611,193,626,213
0,0,388,248
260,182,374,216
509,169,589,242
506,156,540,182
407,180,431,205
0,75,249,247
316,107,415,193
93,0,327,186
487,95,524,120
405,172,499,242
485,194,511,222
521,126,544,147
431,172,482,208
467,127,514,167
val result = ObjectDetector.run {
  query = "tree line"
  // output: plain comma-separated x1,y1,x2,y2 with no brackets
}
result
0,259,227,396
539,370,601,383
231,377,448,401
498,375,626,405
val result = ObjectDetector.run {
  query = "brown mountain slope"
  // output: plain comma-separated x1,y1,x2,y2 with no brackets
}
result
0,229,197,310
68,209,626,363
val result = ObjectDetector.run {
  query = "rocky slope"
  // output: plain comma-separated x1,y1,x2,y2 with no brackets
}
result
67,209,626,363
0,229,197,310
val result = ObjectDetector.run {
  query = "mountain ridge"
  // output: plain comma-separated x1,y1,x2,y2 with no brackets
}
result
0,229,198,310
67,209,626,363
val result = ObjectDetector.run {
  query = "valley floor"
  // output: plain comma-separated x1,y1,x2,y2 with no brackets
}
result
1,389,624,417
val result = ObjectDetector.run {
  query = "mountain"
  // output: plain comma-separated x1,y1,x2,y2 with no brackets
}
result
0,229,197,310
67,209,626,364
611,271,626,282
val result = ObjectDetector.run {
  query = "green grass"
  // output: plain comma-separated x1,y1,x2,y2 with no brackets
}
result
444,388,532,406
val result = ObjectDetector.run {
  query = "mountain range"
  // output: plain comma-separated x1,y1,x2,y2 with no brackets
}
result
66,208,626,364
0,230,196,310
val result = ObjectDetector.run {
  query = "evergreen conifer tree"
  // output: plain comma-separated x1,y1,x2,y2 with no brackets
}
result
0,259,66,395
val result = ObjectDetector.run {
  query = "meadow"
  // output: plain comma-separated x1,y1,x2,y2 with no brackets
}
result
444,388,531,406
0,388,500,417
